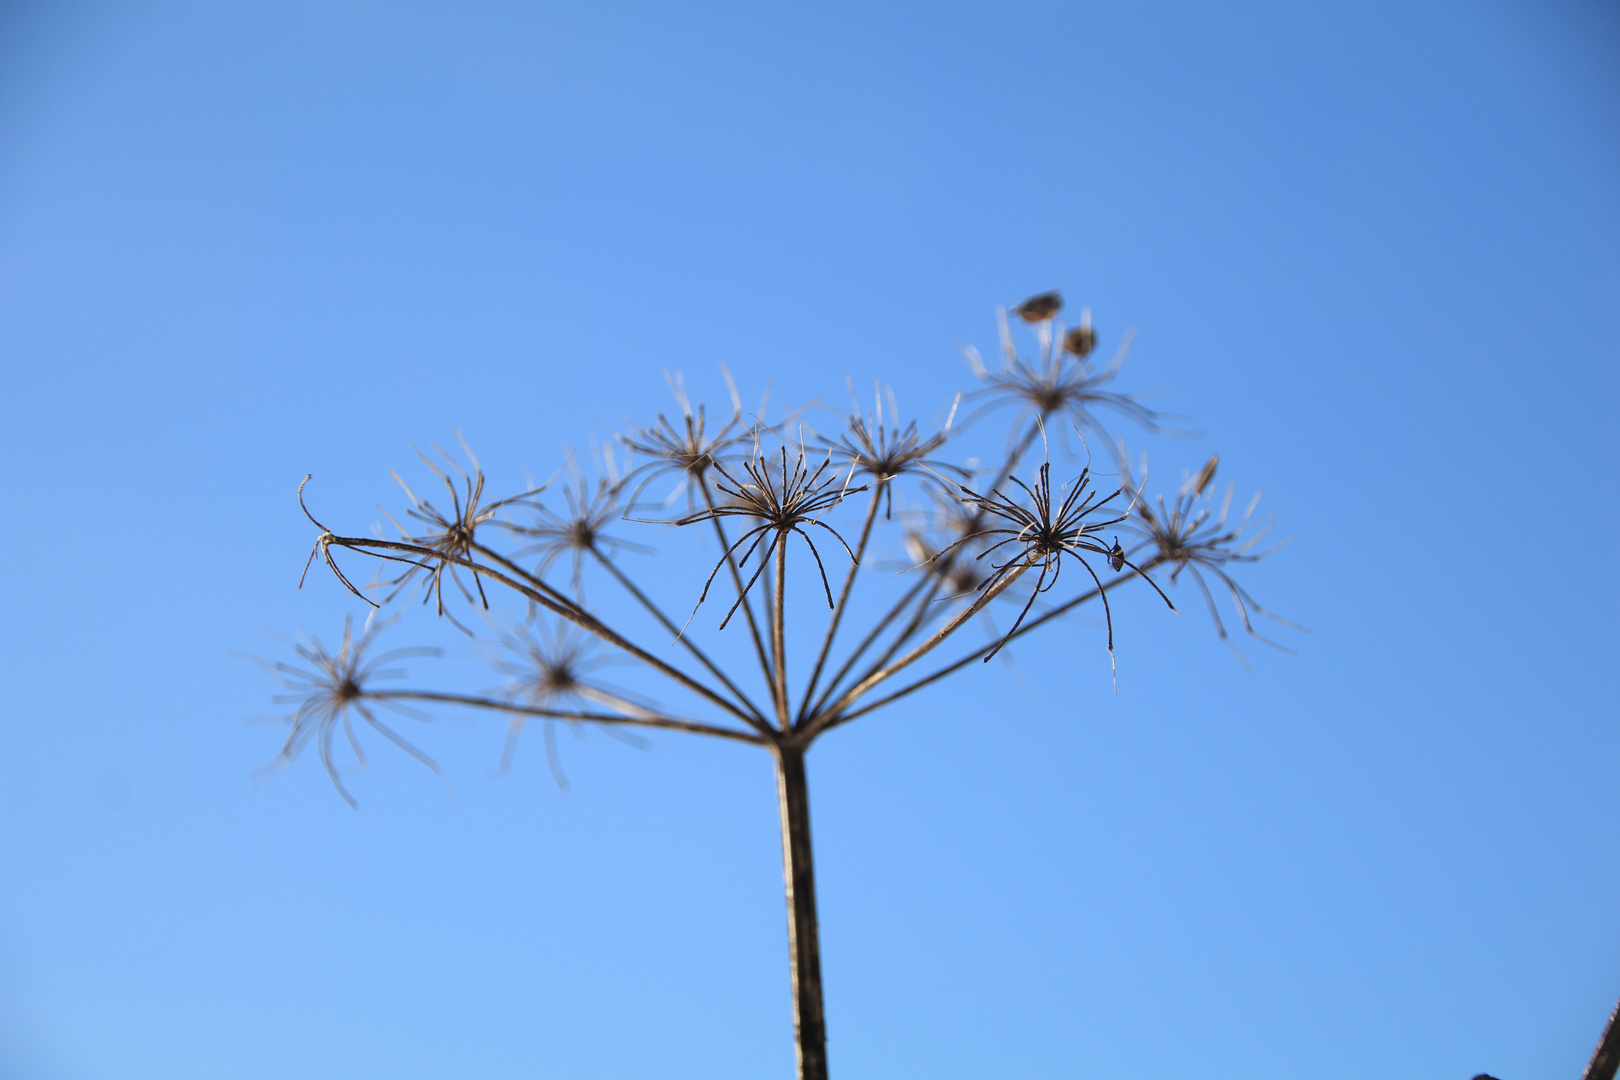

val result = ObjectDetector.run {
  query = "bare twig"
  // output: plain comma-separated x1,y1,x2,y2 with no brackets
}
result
368,690,765,745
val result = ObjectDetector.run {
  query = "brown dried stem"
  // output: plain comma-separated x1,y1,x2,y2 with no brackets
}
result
589,547,770,727
806,561,1031,738
699,475,777,693
366,690,765,745
317,532,761,731
797,482,884,724
772,530,790,728
812,556,1163,735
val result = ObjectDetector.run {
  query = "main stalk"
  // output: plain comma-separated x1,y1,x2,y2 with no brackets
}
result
774,740,828,1080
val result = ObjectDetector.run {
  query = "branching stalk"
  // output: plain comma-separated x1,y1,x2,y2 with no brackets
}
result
591,547,771,730
325,534,756,727
270,298,1298,1080
797,483,883,724
808,562,1031,737
369,690,765,744
804,574,933,720
701,476,777,691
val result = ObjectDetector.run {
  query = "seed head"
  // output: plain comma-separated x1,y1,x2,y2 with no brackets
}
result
937,461,1174,676
677,441,865,630
618,368,754,510
962,303,1175,461
1119,450,1304,667
250,614,442,808
504,464,649,595
821,383,965,518
379,436,541,634
491,621,650,786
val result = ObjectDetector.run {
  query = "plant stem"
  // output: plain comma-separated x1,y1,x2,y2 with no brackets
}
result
805,575,932,719
774,741,828,1080
368,690,764,744
806,562,1029,738
701,476,777,691
1583,990,1620,1080
591,548,770,728
797,483,883,724
328,535,754,727
813,569,1136,733
846,575,946,691
772,534,790,729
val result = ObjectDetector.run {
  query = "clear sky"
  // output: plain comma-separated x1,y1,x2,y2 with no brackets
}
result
1,2,1617,1078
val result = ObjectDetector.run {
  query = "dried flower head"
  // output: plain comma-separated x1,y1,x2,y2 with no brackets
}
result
504,464,649,593
821,382,965,518
964,306,1170,459
618,368,754,510
678,442,865,629
380,436,539,634
491,621,650,786
251,614,442,807
1120,451,1304,665
940,462,1174,670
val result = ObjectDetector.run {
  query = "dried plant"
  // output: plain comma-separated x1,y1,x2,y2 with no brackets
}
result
489,620,649,785
938,459,1174,670
963,297,1177,460
617,368,754,510
248,614,442,808
1119,449,1306,667
503,462,649,595
255,292,1300,1080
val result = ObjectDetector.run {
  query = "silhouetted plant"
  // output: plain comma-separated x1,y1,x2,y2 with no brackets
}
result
1118,448,1306,668
963,297,1182,462
249,613,443,809
256,293,1301,1080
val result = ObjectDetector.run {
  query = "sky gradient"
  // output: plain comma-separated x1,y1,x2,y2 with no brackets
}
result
1,2,1618,1078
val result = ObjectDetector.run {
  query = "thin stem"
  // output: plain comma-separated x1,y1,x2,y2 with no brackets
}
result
325,535,756,728
775,743,829,1080
805,575,933,719
813,564,1153,735
468,540,581,611
806,562,1031,738
797,482,883,724
1583,990,1620,1080
367,690,765,744
820,430,1052,710
700,476,777,692
848,574,947,691
772,532,790,729
591,548,771,729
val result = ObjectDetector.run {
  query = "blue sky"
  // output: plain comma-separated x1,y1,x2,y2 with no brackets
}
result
1,2,1617,1078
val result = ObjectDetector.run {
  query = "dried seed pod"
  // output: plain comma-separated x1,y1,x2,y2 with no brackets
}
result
1193,454,1219,495
1011,291,1063,322
1063,325,1098,357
